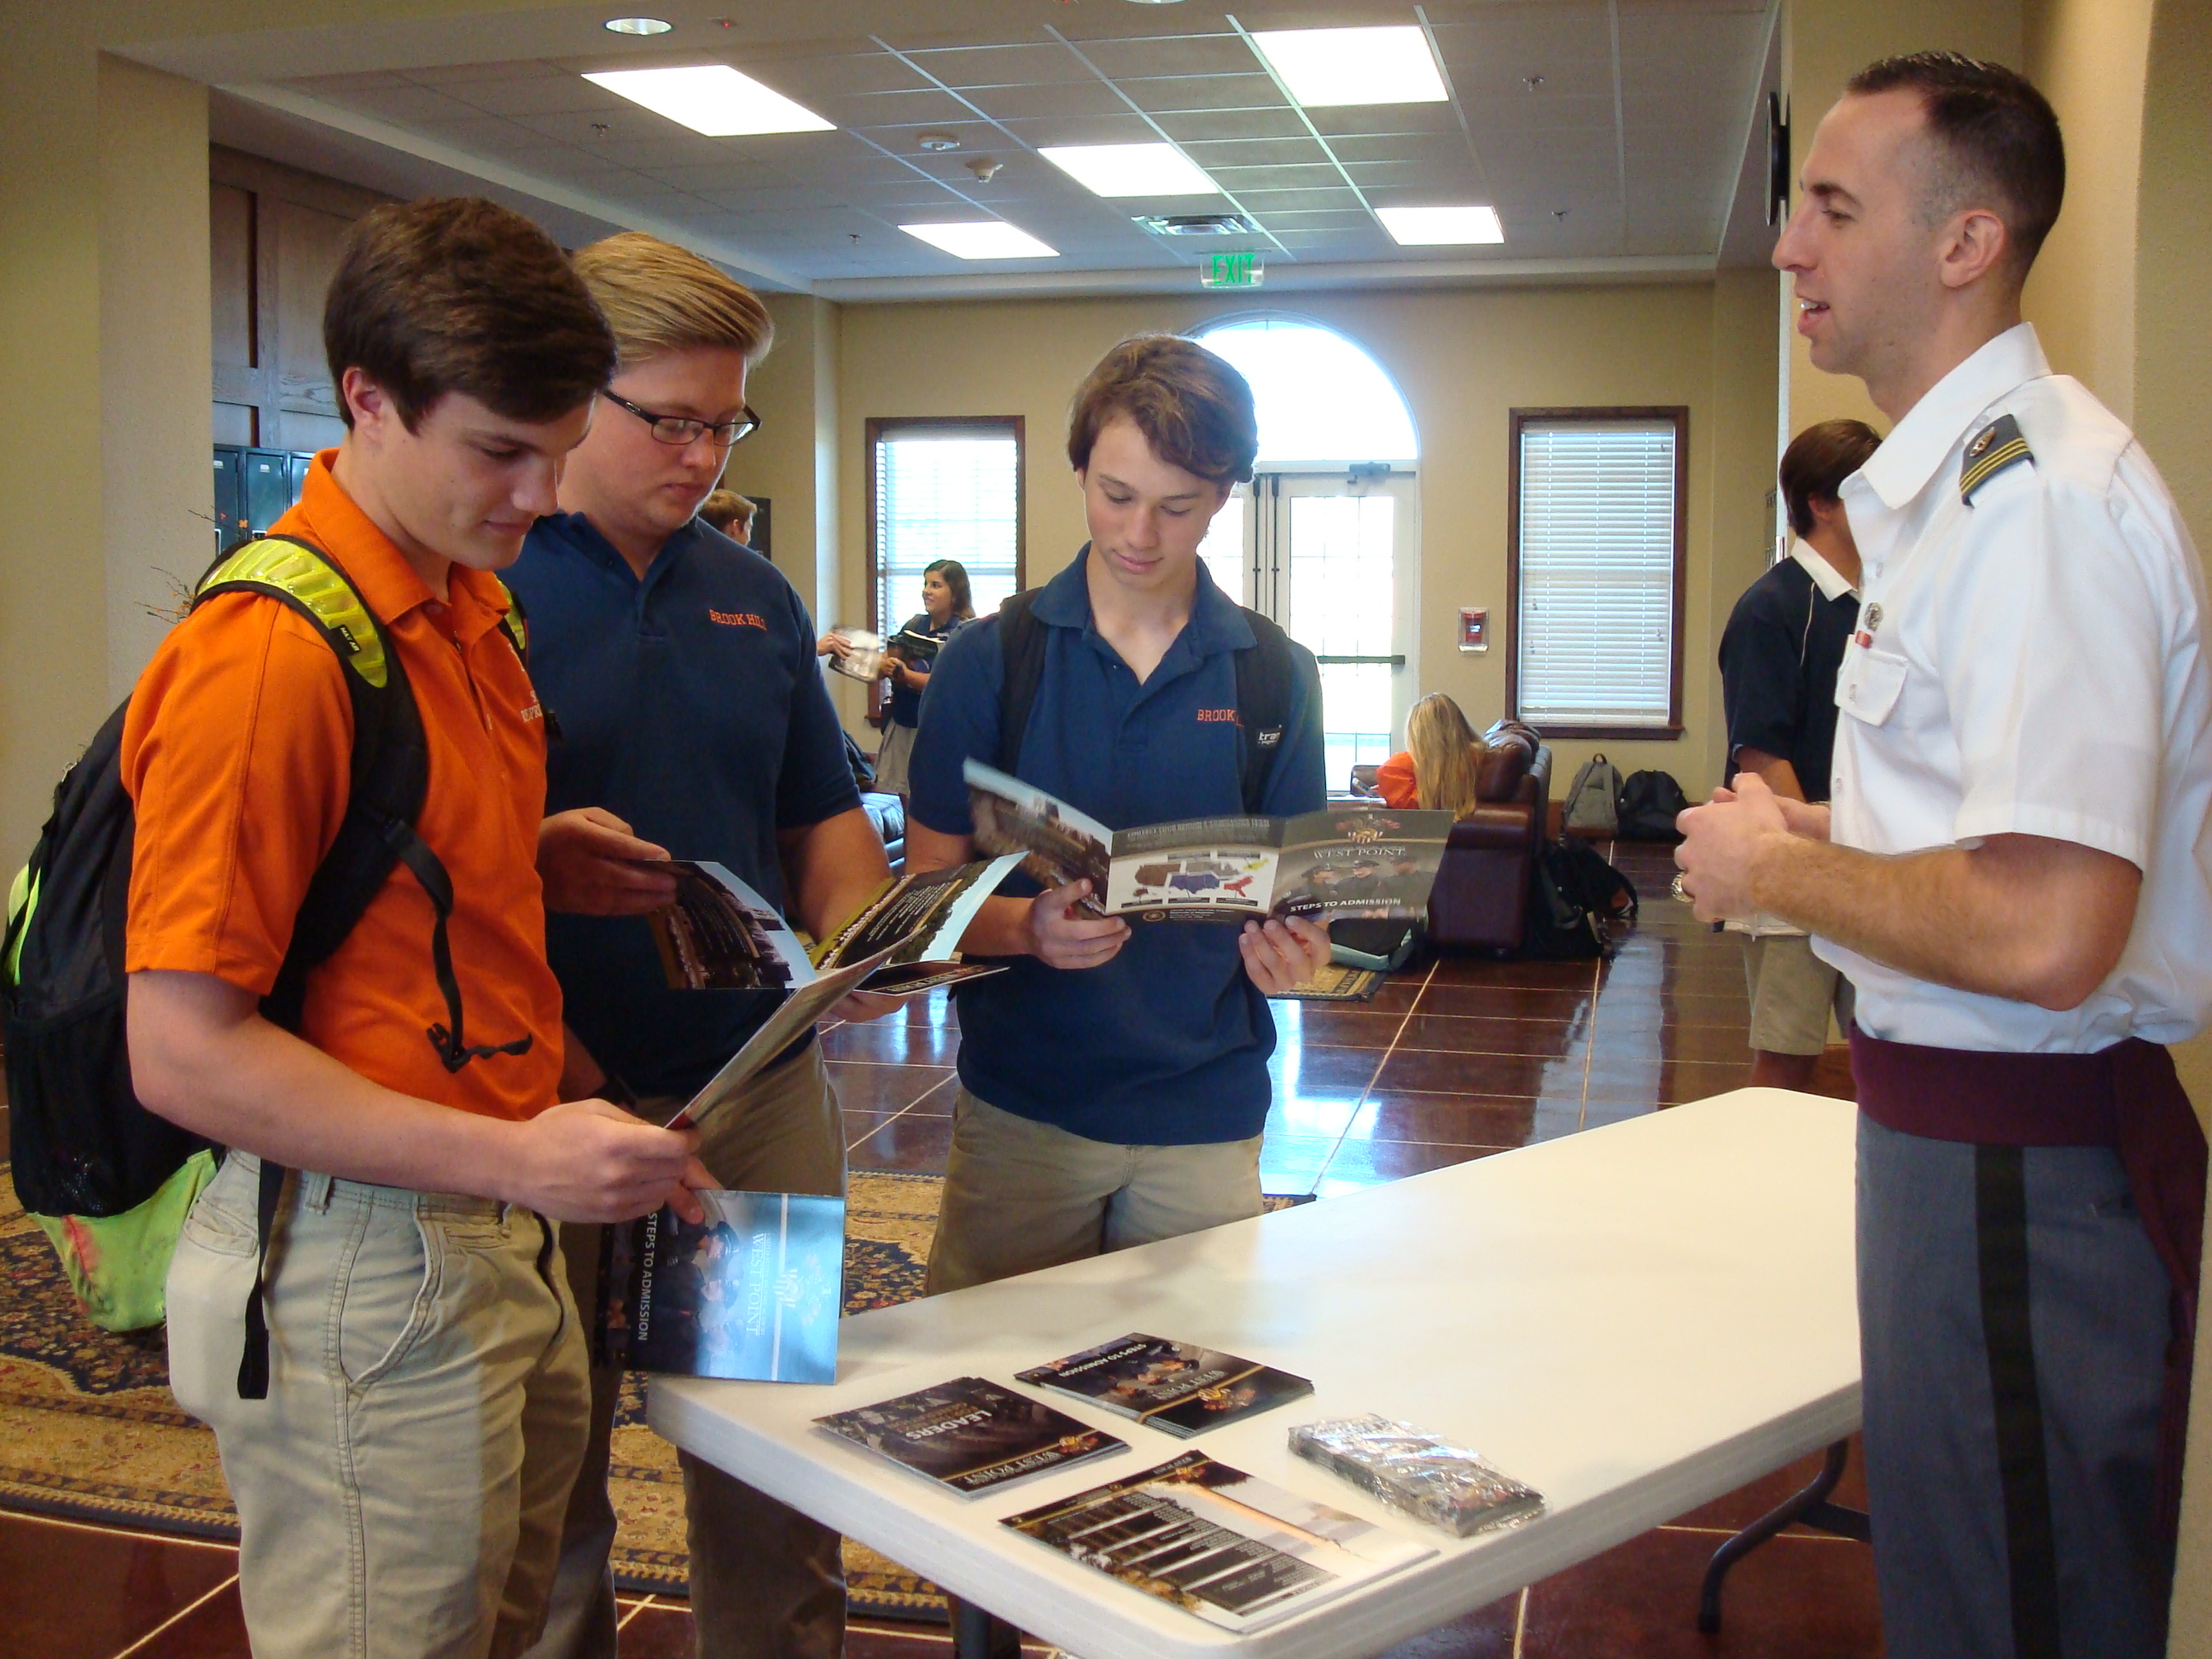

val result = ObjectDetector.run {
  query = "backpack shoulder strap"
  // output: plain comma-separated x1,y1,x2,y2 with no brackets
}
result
1231,606,1298,816
994,589,1048,774
490,575,529,667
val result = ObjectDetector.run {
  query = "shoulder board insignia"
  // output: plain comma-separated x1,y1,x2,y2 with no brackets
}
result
1960,414,2032,504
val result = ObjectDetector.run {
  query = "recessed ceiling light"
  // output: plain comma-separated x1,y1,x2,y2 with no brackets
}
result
899,222,1059,259
1039,143,1216,198
582,64,833,136
1377,205,1504,245
1249,26,1448,108
602,16,673,35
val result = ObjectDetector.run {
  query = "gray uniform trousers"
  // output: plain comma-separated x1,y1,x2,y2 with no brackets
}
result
1858,1115,2174,1659
521,1041,848,1659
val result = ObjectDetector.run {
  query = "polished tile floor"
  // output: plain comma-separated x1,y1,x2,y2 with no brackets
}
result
0,839,1875,1657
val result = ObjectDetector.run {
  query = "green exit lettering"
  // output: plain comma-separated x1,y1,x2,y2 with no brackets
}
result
1200,251,1264,289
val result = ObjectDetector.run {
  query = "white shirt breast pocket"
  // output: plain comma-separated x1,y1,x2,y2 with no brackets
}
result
1836,647,1908,728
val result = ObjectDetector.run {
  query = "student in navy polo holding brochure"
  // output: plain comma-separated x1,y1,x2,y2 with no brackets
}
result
904,334,1331,1295
506,233,889,1659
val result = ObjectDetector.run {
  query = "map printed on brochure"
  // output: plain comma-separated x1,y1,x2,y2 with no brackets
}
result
1001,1450,1435,1633
1016,1334,1313,1439
963,760,1453,923
814,1377,1127,1495
593,1190,844,1383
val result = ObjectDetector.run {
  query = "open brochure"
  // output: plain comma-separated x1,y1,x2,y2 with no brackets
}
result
888,627,943,663
964,761,1453,923
649,859,1019,998
1002,1449,1435,1633
594,1190,843,1383
1016,1334,1313,1439
825,630,886,682
815,1377,1127,1495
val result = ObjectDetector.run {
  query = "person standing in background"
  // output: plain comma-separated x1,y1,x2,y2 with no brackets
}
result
872,556,975,797
1716,417,1880,1091
698,488,756,545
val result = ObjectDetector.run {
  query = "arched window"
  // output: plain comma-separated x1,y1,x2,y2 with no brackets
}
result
1193,317,1417,466
1191,317,1419,788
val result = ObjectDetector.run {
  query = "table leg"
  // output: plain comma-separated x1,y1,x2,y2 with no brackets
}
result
1696,1439,1871,1633
951,1598,1024,1658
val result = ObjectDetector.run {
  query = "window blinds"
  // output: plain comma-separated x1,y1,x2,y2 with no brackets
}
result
873,424,1020,634
1515,419,1679,727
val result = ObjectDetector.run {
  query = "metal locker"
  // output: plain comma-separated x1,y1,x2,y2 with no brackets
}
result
242,450,291,536
212,447,247,550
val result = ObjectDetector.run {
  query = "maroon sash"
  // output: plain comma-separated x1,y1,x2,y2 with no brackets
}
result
1852,1027,2207,1539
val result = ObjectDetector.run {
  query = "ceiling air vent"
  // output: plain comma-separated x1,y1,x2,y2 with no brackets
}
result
1133,212,1256,237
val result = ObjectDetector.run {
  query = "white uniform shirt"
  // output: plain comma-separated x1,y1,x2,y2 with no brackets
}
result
1814,323,2212,1053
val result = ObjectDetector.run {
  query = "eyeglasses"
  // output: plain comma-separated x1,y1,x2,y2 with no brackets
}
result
602,390,760,449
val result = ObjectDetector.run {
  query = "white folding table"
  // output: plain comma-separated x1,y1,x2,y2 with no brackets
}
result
652,1088,1863,1659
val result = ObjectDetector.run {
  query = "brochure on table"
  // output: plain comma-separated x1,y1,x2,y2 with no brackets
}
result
595,1190,843,1383
964,760,1452,923
1016,1333,1313,1439
814,1377,1127,1495
1001,1449,1435,1634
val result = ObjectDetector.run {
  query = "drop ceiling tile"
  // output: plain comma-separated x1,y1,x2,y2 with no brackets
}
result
1207,162,1349,191
1252,208,1377,230
1180,137,1332,170
957,80,1135,123
1071,34,1259,79
1463,92,1618,135
851,118,1004,154
425,74,621,119
1347,166,1488,198
1234,187,1366,213
742,50,938,99
824,89,977,129
1449,57,1618,101
1304,103,1461,140
995,113,1159,147
1149,108,1313,144
1427,6,1615,72
899,42,1096,89
1119,74,1284,115
1324,131,1469,166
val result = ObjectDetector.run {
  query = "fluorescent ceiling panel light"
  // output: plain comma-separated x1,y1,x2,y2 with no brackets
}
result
581,64,833,136
1377,205,1505,245
1249,26,1447,107
899,222,1059,259
1039,143,1216,198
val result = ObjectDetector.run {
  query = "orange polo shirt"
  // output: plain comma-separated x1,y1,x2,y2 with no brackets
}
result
1375,752,1420,809
121,453,563,1120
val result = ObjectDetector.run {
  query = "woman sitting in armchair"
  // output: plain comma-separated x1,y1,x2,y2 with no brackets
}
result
1375,692,1490,818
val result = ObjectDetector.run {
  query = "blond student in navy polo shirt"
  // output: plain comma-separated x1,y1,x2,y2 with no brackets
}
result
905,335,1332,1293
509,234,888,1659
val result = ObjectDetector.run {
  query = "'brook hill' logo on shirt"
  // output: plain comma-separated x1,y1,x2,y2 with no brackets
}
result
1196,708,1241,725
709,609,768,630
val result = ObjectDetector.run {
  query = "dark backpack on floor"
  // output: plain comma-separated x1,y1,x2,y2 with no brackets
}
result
1616,770,1691,841
1522,838,1639,960
993,579,1297,814
2,535,531,1357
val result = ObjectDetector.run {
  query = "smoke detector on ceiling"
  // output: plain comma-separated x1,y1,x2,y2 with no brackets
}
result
917,132,961,152
1133,212,1256,236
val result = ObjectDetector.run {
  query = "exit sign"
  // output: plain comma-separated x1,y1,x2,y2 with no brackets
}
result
1199,251,1264,289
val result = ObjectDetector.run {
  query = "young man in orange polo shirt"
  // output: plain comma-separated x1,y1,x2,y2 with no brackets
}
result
123,198,705,1659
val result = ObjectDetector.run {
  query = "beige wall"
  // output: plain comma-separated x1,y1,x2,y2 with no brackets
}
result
830,280,1777,795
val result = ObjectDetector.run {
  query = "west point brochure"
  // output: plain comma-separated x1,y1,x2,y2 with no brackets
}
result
963,760,1454,923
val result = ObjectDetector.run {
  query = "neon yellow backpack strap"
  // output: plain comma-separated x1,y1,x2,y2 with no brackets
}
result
3,860,32,988
198,536,388,690
491,574,529,664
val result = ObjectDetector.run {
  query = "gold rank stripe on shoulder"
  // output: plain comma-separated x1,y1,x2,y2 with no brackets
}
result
1960,414,2033,504
197,538,389,689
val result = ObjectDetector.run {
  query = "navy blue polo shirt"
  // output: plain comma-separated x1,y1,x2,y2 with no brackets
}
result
507,513,860,1097
885,611,963,728
908,548,1325,1146
1718,551,1860,801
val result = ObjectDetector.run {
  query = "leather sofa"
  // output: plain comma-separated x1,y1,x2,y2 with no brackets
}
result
1348,719,1553,952
861,791,906,870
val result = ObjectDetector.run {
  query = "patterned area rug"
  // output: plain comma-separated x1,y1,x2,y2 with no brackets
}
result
0,1161,947,1617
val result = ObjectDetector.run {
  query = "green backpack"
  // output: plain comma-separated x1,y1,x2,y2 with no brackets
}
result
3,535,529,1345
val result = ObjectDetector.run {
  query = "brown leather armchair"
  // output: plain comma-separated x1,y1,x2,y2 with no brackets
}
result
1353,722,1551,952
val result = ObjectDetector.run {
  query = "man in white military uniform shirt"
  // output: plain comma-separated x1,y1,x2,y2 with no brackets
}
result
1677,53,2212,1659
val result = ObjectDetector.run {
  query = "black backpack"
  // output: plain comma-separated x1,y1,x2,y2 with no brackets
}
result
1616,770,1691,841
2,535,531,1371
1522,837,1639,960
992,582,1297,815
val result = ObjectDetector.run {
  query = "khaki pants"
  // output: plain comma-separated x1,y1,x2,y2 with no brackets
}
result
926,1086,1264,1295
525,1041,847,1659
166,1151,588,1659
1740,932,1856,1057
